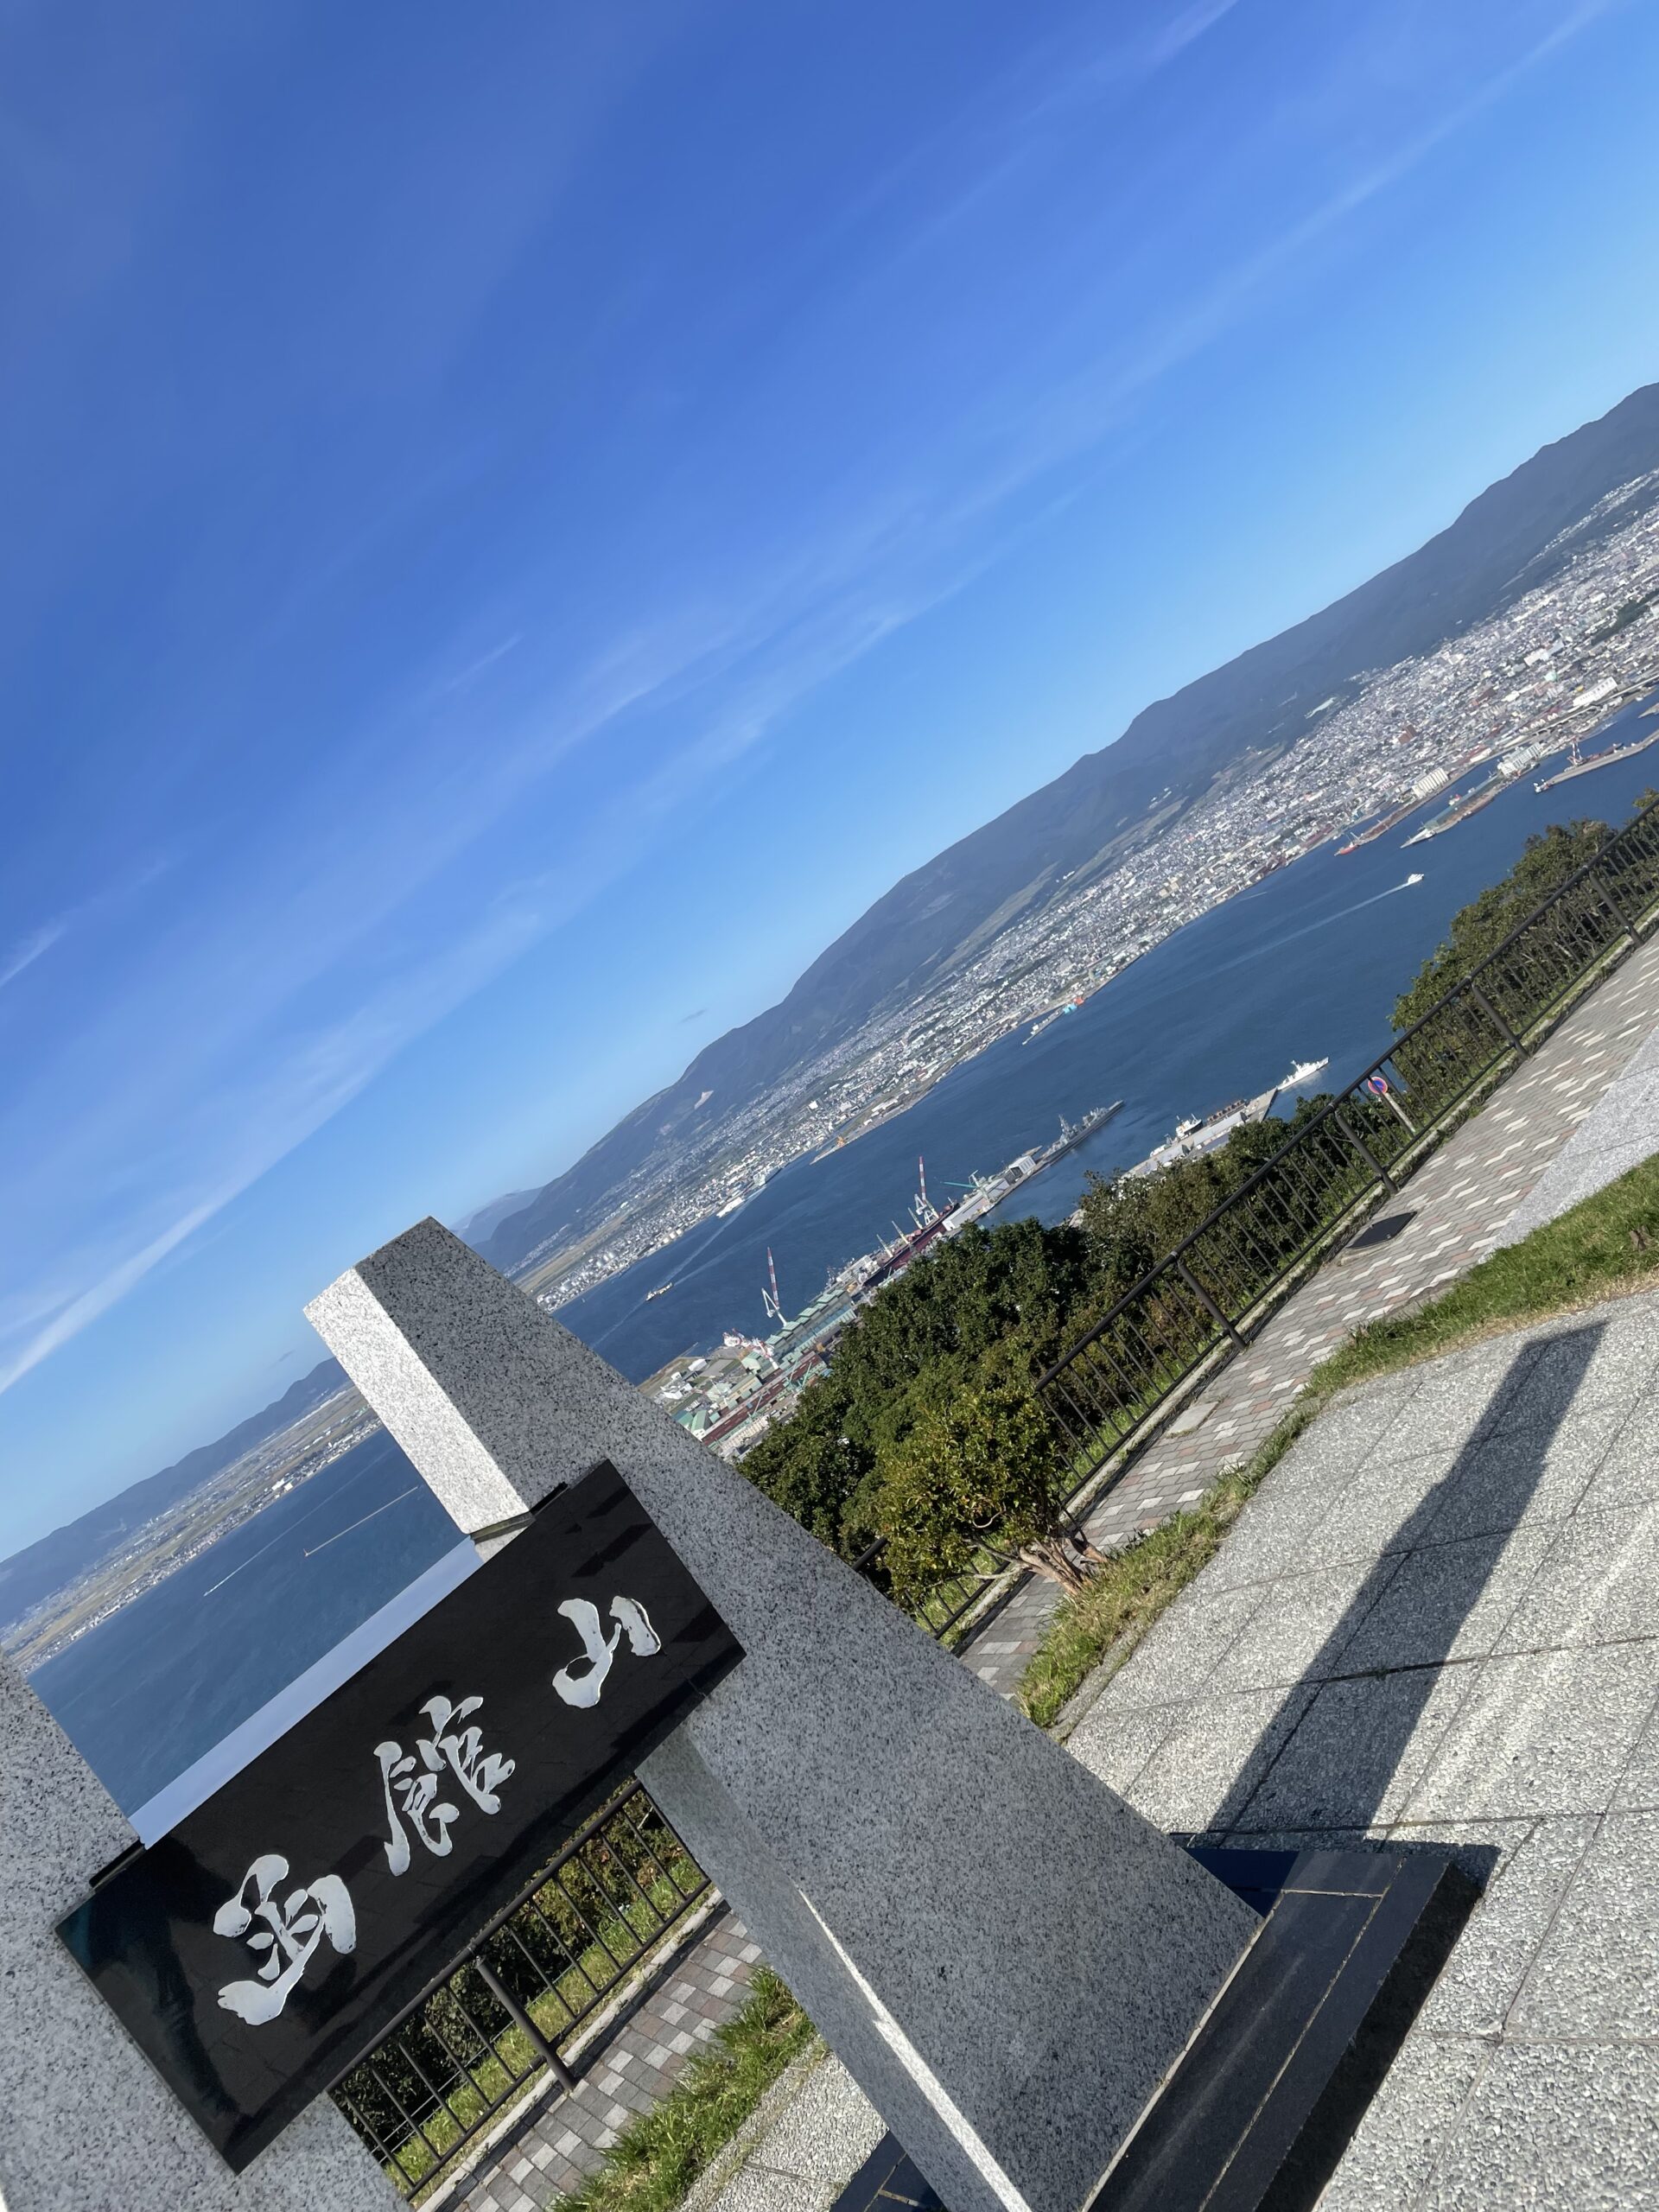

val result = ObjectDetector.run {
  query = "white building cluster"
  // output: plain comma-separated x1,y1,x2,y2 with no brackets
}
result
524,481,1659,1319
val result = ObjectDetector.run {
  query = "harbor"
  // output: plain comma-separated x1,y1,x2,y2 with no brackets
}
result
652,1057,1357,1461
1338,667,1659,852
1534,723,1659,792
652,1104,1124,1459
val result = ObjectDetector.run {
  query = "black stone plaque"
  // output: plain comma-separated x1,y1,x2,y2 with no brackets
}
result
58,1459,741,2171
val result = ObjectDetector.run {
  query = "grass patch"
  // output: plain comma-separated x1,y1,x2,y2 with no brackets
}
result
563,1969,817,2212
1019,1151,1659,1730
520,1159,1659,2209
1016,1419,1310,1732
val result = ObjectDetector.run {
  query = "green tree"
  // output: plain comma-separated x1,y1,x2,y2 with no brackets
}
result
738,1218,1092,1560
1391,819,1607,1031
1077,1093,1332,1310
738,1376,869,1553
870,1371,1100,1605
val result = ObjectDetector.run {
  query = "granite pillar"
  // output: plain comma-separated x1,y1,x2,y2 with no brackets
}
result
306,1218,1260,2212
0,1651,401,2212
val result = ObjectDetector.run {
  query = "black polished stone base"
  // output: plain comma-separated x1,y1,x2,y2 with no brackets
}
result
832,2136,948,2210
829,1845,1477,2212
1087,1845,1478,2211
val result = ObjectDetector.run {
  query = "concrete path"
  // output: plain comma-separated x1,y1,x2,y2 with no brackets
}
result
963,931,1659,1700
1067,1288,1659,2207
441,1910,764,2212
1497,994,1659,1246
457,931,1659,2209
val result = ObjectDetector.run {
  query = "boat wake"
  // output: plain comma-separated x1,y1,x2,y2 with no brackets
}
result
1212,873,1427,976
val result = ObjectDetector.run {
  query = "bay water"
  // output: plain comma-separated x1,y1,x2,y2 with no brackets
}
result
36,696,1659,1807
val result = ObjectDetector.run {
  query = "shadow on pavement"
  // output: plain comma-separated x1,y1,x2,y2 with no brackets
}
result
1198,1321,1605,1841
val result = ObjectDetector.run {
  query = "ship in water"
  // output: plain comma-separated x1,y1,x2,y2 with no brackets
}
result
1279,1056,1331,1091
1402,779,1504,845
1128,1055,1327,1179
645,1281,674,1303
1048,1100,1123,1155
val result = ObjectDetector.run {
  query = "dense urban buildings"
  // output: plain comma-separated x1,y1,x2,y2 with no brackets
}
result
522,486,1659,1313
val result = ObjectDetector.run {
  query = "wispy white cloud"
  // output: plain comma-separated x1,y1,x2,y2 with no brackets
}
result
0,0,1629,1410
0,918,66,991
1145,0,1243,70
0,1198,223,1395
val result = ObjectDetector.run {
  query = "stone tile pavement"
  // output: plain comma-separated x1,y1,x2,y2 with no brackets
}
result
696,1290,1659,2211
1065,1289,1659,2206
441,1909,763,2212
963,931,1659,1700
458,932,1659,2208
1498,981,1659,1246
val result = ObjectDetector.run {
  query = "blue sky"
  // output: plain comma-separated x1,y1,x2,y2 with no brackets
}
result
3,0,1659,1554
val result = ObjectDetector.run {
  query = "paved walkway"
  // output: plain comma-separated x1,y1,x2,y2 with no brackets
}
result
1497,988,1659,1246
442,1910,763,2212
1067,1290,1659,2206
963,932,1659,1699
457,931,1659,2209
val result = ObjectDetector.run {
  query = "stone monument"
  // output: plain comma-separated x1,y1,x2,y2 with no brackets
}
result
307,1218,1262,2212
0,1648,402,2212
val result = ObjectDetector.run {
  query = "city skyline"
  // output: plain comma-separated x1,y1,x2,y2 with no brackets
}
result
5,0,1659,1554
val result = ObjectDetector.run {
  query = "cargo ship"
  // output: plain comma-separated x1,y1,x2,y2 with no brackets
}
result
1402,777,1506,845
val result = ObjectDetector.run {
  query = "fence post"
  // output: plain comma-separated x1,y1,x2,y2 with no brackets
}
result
1173,1258,1247,1347
1469,982,1526,1056
474,1955,580,2095
1599,878,1642,946
1380,1087,1417,1135
1333,1104,1397,1194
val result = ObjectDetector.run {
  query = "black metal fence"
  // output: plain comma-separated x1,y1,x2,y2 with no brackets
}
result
332,1782,709,2196
1036,794,1659,1468
335,796,1659,2198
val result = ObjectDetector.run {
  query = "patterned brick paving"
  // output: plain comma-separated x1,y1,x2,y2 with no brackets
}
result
963,932,1659,1699
451,932,1659,2205
441,1910,762,2211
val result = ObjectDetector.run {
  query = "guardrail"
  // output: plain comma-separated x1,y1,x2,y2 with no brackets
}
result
338,791,1659,2198
333,1781,709,2198
1036,792,1659,1465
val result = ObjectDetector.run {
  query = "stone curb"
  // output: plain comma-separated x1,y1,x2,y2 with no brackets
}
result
677,2040,829,2212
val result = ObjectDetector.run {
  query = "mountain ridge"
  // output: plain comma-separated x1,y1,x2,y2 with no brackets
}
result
15,378,1659,1617
0,1356,346,1635
482,380,1659,1274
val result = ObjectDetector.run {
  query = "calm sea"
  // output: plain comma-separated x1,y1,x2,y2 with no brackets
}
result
35,694,1659,1808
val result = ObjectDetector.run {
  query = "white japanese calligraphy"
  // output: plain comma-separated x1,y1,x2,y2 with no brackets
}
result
552,1594,663,1708
422,1694,516,1812
377,1692,515,1875
213,1854,356,2025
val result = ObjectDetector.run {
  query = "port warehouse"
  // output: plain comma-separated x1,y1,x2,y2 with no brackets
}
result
658,1107,1116,1457
662,1066,1322,1461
